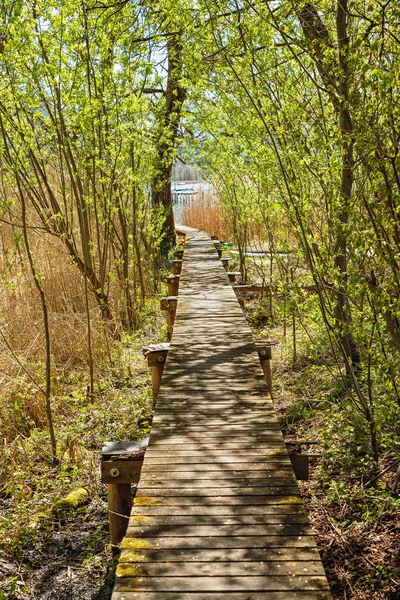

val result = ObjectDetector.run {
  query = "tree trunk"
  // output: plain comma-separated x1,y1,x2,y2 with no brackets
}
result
298,1,360,366
152,35,186,251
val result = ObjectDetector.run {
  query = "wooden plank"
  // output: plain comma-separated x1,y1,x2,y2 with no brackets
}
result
140,470,296,480
116,560,325,577
133,495,303,506
112,592,333,600
126,524,313,537
113,575,330,592
129,505,307,516
135,487,299,497
127,514,309,526
142,455,289,464
147,438,288,446
101,460,143,484
119,547,323,563
142,463,293,472
143,451,288,458
119,535,317,550
138,478,297,488
145,442,288,451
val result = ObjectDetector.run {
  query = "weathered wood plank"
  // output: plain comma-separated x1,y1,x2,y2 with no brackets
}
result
111,228,331,599
112,592,333,600
127,514,309,526
135,487,299,497
119,547,320,563
142,455,290,464
140,471,296,481
126,524,312,537
142,462,293,472
129,504,306,516
116,560,325,577
113,575,330,592
133,495,303,506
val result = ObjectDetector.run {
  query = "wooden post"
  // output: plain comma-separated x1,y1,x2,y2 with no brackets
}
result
288,455,309,481
285,441,319,481
172,259,182,275
142,343,170,402
238,297,246,310
101,439,149,556
227,271,241,283
160,296,178,340
217,249,222,258
108,483,132,556
167,274,180,296
221,257,229,272
256,344,273,398
174,249,183,260
212,240,220,248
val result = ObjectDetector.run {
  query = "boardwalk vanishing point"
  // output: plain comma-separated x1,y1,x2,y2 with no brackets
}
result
112,227,333,600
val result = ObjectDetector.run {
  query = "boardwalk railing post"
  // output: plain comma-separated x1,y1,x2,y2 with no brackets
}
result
256,343,273,398
107,483,132,556
160,296,178,340
142,343,170,402
212,240,223,258
174,249,184,260
167,274,180,296
227,271,241,283
221,257,229,271
172,259,182,275
100,440,148,556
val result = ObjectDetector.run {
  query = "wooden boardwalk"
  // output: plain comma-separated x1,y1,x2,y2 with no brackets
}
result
112,228,332,599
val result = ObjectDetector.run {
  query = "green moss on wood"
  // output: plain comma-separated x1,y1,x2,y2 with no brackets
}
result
52,487,88,513
120,537,154,550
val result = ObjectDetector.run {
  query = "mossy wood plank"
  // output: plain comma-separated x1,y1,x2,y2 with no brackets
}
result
115,560,325,577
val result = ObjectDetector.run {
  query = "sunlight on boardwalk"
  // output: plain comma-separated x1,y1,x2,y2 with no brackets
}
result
112,228,332,600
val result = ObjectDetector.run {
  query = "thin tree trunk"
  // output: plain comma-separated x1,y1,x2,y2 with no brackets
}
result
18,178,57,462
152,35,186,251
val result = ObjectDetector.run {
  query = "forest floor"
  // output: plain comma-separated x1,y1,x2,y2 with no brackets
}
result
0,310,162,599
247,296,400,600
1,277,399,599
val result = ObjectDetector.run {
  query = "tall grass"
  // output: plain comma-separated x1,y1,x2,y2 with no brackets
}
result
0,226,109,444
181,195,233,240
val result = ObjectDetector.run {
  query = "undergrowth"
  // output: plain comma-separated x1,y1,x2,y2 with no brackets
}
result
246,285,400,600
0,289,164,598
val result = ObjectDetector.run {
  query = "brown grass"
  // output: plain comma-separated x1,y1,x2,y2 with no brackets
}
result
181,196,233,240
0,227,109,441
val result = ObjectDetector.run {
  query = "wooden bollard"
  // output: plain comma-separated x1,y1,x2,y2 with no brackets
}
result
221,257,229,272
217,249,222,258
256,343,273,398
227,271,241,283
167,274,180,296
160,296,178,340
174,249,183,260
210,235,219,240
142,343,170,401
100,439,148,555
285,441,319,481
172,259,182,275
